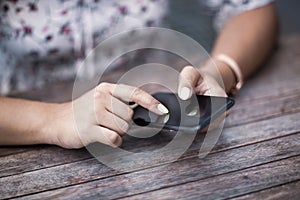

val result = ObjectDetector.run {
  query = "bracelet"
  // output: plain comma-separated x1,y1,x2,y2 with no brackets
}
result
215,54,244,96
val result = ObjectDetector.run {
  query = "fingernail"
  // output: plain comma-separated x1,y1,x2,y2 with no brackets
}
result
179,87,191,100
157,103,169,114
163,113,170,123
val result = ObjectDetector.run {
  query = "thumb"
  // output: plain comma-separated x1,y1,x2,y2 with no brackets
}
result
83,126,122,148
178,66,202,100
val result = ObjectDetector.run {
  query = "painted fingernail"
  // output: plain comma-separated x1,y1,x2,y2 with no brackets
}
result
179,87,191,100
163,113,170,123
157,103,169,114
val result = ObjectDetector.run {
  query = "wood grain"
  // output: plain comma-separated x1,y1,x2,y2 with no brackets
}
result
15,133,300,200
0,146,90,178
232,180,300,200
226,92,300,127
0,110,299,192
123,156,300,200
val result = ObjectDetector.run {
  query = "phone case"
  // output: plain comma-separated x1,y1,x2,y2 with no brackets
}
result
133,92,235,132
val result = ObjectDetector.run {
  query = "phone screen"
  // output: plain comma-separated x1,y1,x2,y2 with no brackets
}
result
133,92,235,132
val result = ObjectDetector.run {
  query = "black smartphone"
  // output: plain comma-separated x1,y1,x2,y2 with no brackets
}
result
133,92,235,132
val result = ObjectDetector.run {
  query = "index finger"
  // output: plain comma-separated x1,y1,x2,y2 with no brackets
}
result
110,84,169,115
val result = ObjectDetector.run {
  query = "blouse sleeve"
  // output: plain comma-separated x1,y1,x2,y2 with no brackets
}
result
207,0,274,31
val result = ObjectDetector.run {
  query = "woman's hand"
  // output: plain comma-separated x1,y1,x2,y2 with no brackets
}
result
177,65,228,132
46,82,168,149
178,66,227,99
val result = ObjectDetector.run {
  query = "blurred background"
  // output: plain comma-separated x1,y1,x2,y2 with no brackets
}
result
166,0,300,52
275,0,300,35
13,0,299,102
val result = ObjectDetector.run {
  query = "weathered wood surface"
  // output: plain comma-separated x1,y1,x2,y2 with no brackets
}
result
0,36,299,199
233,180,300,200
14,133,300,200
123,156,300,200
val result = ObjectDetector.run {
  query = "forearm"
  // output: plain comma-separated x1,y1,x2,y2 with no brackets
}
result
204,4,278,93
0,97,56,145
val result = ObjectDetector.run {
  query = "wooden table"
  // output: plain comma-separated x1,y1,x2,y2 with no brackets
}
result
1,36,300,200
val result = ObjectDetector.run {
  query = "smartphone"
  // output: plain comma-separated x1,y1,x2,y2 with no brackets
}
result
133,92,235,132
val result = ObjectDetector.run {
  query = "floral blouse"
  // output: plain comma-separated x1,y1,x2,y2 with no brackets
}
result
0,0,273,95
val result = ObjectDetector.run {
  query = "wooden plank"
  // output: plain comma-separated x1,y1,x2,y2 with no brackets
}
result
14,133,300,200
211,112,300,151
226,92,300,127
0,109,299,180
122,156,300,200
0,147,33,157
233,180,300,200
238,76,300,102
0,145,74,158
0,146,90,178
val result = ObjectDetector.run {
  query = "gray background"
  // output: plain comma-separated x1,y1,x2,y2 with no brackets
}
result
166,0,300,51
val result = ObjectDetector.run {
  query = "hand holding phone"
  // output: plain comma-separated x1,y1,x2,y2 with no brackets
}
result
133,92,234,132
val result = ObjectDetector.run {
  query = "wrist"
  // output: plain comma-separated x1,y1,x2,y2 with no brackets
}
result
41,102,73,146
199,59,236,94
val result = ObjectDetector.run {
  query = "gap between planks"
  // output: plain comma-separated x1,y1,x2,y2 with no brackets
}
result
120,155,300,200
14,134,300,200
231,180,300,200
